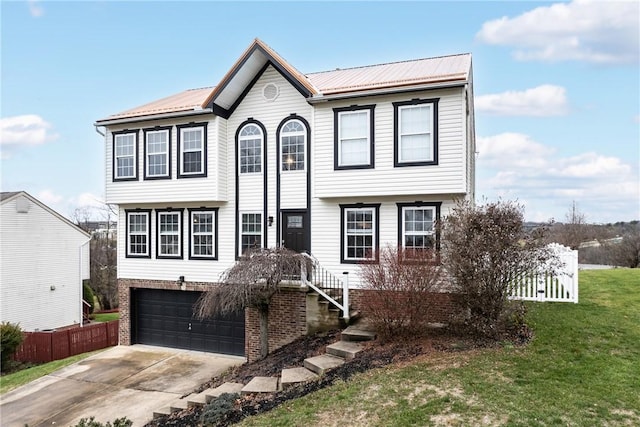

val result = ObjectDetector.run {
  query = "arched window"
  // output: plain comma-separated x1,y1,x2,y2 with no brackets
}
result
239,124,263,173
280,119,306,171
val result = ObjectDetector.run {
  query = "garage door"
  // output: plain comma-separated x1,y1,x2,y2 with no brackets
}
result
132,289,245,356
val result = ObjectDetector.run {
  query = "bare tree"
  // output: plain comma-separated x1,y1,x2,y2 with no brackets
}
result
72,203,118,310
441,199,555,338
608,226,640,268
551,201,589,249
194,247,303,359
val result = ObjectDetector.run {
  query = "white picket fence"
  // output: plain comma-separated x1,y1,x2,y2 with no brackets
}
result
510,243,579,303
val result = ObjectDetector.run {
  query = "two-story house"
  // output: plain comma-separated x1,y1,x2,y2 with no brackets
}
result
96,39,475,361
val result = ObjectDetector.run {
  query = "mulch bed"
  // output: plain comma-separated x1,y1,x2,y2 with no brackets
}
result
147,327,530,427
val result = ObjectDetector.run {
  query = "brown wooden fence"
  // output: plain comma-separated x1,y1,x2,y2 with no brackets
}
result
13,321,119,363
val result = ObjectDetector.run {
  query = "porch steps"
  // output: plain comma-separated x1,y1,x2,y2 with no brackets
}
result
280,367,319,389
326,340,363,360
187,381,244,407
341,325,377,342
241,376,280,394
303,354,345,376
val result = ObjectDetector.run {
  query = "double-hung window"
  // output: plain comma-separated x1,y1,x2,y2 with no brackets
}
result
189,208,217,260
280,119,306,171
239,124,262,174
156,209,182,258
393,98,438,166
126,210,150,258
340,204,380,263
113,131,138,181
240,213,262,254
178,123,207,178
334,105,375,169
397,202,441,251
144,127,171,179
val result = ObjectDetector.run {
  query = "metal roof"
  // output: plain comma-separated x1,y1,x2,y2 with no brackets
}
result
97,40,471,124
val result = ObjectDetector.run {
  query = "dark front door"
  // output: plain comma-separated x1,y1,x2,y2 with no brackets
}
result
132,289,245,356
282,211,309,253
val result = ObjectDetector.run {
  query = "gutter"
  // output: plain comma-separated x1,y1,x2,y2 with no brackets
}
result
79,237,91,327
94,108,213,127
307,80,467,103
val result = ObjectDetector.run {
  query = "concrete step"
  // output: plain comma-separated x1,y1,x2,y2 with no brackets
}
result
169,399,189,412
341,326,376,342
241,376,280,394
187,382,245,407
327,340,363,360
152,407,172,419
304,354,345,376
280,367,319,389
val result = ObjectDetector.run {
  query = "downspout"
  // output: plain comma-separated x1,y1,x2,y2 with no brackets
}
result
79,237,91,327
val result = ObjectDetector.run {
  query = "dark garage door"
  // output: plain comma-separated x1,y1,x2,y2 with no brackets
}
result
132,289,245,356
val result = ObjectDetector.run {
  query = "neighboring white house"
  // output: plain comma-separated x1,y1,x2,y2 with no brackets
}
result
95,39,475,359
0,191,90,331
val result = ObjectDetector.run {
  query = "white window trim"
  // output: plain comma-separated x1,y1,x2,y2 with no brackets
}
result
179,126,205,176
398,104,434,163
157,211,182,258
190,209,216,259
343,207,376,262
280,119,306,172
126,211,150,257
145,129,170,178
337,110,371,167
114,133,136,180
240,212,262,255
239,124,263,174
401,206,436,249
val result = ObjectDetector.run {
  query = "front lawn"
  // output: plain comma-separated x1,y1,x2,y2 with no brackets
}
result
92,312,120,322
240,269,640,426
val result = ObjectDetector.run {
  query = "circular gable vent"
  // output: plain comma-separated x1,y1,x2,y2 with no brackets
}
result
263,83,279,101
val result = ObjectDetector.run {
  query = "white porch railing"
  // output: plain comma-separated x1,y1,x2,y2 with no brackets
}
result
300,253,350,320
510,243,579,303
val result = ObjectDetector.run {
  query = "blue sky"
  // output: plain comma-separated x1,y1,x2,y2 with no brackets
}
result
1,0,638,223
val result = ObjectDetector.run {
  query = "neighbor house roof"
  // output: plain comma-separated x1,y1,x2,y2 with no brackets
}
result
97,39,471,125
0,191,21,202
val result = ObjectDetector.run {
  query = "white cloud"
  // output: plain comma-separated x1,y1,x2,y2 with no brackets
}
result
476,0,640,64
477,132,639,222
34,191,108,221
36,189,63,206
476,85,568,116
0,115,58,146
477,133,555,169
28,0,44,17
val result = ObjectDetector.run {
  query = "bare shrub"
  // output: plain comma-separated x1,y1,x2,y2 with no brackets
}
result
608,228,640,268
358,246,444,341
441,200,554,338
194,247,303,359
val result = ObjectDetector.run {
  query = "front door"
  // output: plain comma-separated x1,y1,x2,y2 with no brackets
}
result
282,211,309,253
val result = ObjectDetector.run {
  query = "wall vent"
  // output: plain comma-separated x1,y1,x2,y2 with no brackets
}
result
262,83,279,102
16,196,30,213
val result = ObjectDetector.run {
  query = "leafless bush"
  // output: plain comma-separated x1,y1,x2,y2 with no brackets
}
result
441,199,554,338
194,247,303,359
358,246,444,341
608,229,640,268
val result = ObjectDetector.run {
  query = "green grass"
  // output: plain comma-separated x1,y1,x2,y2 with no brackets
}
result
240,269,640,426
0,349,105,394
92,312,120,322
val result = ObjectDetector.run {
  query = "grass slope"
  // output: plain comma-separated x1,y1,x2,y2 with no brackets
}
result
92,312,120,322
240,269,640,427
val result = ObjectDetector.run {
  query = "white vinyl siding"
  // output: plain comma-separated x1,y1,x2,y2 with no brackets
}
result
105,117,227,204
1,194,89,331
314,88,467,198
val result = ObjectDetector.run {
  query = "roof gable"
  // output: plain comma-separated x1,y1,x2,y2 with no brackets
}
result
203,39,317,115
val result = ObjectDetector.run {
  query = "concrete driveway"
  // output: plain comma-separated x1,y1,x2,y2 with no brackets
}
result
1,345,244,427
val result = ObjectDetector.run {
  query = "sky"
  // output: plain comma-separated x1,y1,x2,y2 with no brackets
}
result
1,0,639,224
